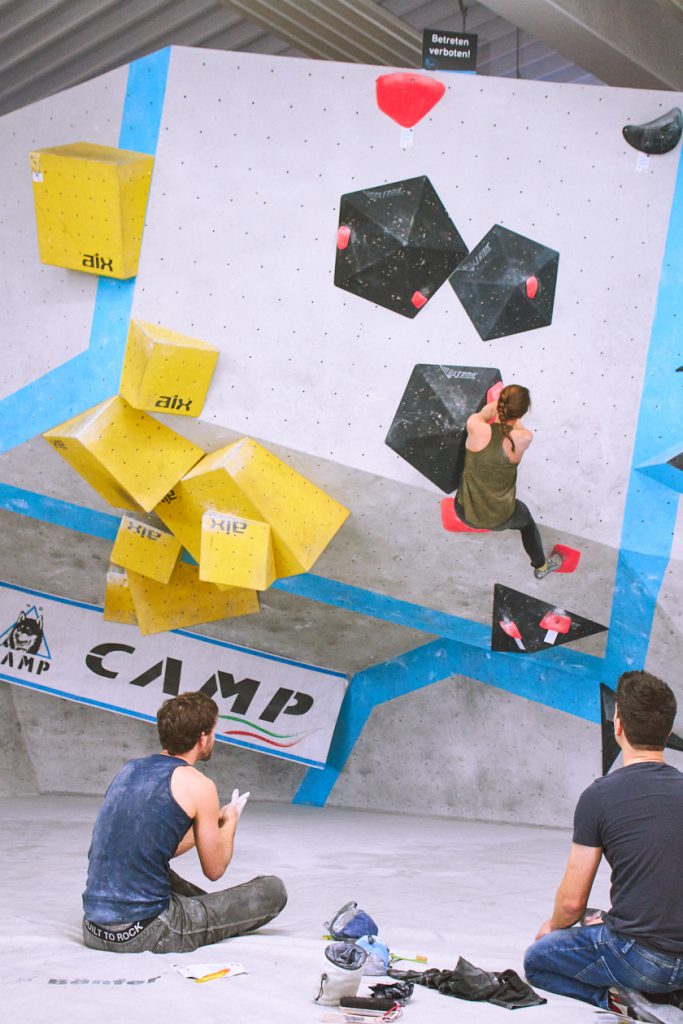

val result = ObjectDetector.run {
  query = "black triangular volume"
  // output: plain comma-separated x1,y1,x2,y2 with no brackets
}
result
491,584,607,655
600,684,620,776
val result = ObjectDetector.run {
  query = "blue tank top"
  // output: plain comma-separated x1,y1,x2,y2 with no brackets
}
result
82,754,193,924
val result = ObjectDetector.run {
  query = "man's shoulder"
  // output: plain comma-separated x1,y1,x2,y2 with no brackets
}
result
171,763,216,798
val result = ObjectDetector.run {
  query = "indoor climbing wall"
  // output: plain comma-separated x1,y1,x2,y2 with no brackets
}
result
0,46,681,823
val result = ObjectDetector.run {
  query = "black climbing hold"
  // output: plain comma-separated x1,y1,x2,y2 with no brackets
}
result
600,684,620,776
666,731,683,753
623,107,683,155
386,364,502,493
450,225,559,341
491,584,607,655
334,176,468,318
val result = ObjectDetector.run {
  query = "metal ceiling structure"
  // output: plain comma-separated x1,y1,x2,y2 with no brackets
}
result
0,0,681,118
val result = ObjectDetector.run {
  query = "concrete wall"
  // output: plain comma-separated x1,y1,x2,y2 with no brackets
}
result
0,46,681,825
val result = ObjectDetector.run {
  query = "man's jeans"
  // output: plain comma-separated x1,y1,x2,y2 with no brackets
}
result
524,924,683,1008
82,875,287,954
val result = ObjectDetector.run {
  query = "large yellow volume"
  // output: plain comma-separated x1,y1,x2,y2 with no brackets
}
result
155,437,350,578
200,512,276,590
43,396,204,512
127,562,261,636
30,142,154,279
110,514,182,584
103,567,138,625
120,319,219,418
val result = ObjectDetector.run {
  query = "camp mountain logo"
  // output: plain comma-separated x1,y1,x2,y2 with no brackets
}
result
0,604,52,676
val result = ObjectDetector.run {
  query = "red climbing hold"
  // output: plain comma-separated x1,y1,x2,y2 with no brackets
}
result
540,610,571,644
440,498,490,533
376,72,446,129
540,611,571,633
526,276,538,299
499,618,526,650
411,290,428,309
337,225,351,250
550,544,581,574
487,381,504,406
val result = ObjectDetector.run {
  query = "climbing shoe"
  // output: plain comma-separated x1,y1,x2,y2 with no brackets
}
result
534,553,562,580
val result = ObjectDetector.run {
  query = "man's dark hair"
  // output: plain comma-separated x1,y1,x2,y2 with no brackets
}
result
157,692,218,755
615,670,677,749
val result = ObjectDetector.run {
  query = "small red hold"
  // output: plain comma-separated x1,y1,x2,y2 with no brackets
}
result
526,276,538,299
500,618,526,650
376,72,446,129
487,381,504,405
540,609,571,646
337,225,351,250
411,290,428,309
540,611,571,633
500,618,522,640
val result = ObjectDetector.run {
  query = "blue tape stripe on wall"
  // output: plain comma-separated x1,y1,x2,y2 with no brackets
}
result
0,481,603,691
0,48,171,454
604,146,683,676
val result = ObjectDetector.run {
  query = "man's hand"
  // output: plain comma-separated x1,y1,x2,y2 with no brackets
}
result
220,789,250,824
535,919,553,940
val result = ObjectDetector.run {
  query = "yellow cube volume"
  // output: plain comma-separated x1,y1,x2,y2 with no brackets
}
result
111,514,182,584
43,396,204,512
30,142,154,279
120,319,219,418
155,437,350,579
103,567,138,625
127,562,261,636
200,511,276,590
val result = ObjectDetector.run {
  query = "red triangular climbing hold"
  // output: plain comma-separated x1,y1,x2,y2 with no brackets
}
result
440,498,489,533
550,544,581,573
376,72,446,129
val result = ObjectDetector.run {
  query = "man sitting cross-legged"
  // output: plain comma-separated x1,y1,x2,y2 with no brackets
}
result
524,670,683,1019
82,691,287,953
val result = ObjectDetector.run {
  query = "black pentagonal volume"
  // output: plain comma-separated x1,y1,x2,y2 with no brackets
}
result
450,224,559,341
335,176,468,318
385,364,502,493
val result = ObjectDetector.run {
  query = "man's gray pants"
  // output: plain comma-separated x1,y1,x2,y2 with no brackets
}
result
82,873,287,953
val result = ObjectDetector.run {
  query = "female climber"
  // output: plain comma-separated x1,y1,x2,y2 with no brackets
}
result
454,384,561,580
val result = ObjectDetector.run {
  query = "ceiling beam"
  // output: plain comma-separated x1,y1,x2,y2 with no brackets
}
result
481,0,683,89
216,0,422,66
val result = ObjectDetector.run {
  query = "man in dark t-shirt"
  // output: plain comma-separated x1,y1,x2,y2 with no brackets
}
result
524,671,683,1016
